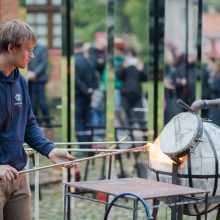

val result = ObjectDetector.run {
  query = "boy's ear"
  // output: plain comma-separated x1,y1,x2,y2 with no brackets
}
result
8,43,14,53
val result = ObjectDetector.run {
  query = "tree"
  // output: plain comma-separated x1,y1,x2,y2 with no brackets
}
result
203,0,220,12
115,0,149,58
74,0,106,42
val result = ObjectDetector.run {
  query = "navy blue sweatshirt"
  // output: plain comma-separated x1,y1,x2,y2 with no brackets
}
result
0,68,54,171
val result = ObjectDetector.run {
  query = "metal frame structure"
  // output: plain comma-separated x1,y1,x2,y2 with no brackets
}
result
24,140,147,220
63,177,208,220
25,0,206,220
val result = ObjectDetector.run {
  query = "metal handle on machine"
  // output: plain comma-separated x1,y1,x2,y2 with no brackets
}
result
176,99,193,113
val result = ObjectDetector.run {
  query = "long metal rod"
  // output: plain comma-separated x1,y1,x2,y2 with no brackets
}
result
23,141,148,147
18,145,147,174
25,137,141,153
24,148,148,152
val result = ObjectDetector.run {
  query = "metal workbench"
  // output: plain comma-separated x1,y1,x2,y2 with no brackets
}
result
63,177,208,220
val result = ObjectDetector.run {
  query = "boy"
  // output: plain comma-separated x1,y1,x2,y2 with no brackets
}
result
0,19,74,220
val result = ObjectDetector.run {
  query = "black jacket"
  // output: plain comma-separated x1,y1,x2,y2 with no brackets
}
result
28,44,48,83
89,46,106,76
75,52,98,98
117,64,147,102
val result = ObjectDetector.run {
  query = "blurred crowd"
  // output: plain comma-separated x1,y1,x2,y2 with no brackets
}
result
74,32,107,156
74,34,148,156
29,36,220,145
164,44,220,126
114,38,148,135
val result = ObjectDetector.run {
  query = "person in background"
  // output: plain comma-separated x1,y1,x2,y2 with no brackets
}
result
176,50,196,106
164,49,182,124
89,32,107,143
191,57,220,126
117,47,147,132
0,19,74,220
27,43,52,138
114,37,126,127
200,58,213,118
74,41,98,156
201,56,220,126
89,32,107,78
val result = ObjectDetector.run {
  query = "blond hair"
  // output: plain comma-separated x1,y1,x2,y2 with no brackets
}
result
0,19,37,53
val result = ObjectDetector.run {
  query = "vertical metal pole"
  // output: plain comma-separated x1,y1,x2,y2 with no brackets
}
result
216,206,220,220
177,197,183,220
153,0,159,139
107,0,114,65
105,0,114,213
197,0,203,94
66,0,72,167
63,185,68,220
65,0,73,219
133,200,138,220
204,192,208,220
34,152,39,220
150,0,164,138
172,163,178,185
171,163,179,220
185,0,189,104
107,0,114,133
107,156,113,179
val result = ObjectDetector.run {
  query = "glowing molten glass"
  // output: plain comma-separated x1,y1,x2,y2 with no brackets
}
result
147,137,186,166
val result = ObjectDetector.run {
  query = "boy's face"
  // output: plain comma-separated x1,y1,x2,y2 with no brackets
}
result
10,40,36,69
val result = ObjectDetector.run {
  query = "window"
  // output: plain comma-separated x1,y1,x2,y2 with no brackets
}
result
51,0,61,5
26,0,47,5
27,13,48,46
26,0,61,48
52,13,62,48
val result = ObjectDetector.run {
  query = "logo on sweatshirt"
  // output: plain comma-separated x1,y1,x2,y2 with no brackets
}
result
14,93,22,106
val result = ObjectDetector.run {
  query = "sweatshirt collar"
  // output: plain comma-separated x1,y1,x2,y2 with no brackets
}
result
0,68,19,83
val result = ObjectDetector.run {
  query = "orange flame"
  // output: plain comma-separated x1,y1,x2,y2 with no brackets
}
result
146,137,186,166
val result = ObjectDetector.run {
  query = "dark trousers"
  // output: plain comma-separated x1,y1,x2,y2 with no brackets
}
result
121,95,146,130
28,82,51,128
75,96,92,148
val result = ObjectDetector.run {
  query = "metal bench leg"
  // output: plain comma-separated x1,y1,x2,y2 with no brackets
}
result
216,206,220,220
84,160,90,181
116,154,126,178
100,157,106,179
151,200,159,220
196,215,201,220
133,200,138,220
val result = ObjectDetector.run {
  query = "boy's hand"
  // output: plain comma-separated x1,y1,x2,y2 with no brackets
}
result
48,148,76,168
0,165,18,182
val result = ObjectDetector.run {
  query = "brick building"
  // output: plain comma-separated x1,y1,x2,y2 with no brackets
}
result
0,0,62,100
0,0,19,23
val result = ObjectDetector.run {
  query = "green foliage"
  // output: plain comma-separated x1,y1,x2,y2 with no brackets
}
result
74,0,149,55
114,0,149,60
203,0,220,11
74,0,107,42
19,0,25,7
124,0,149,46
